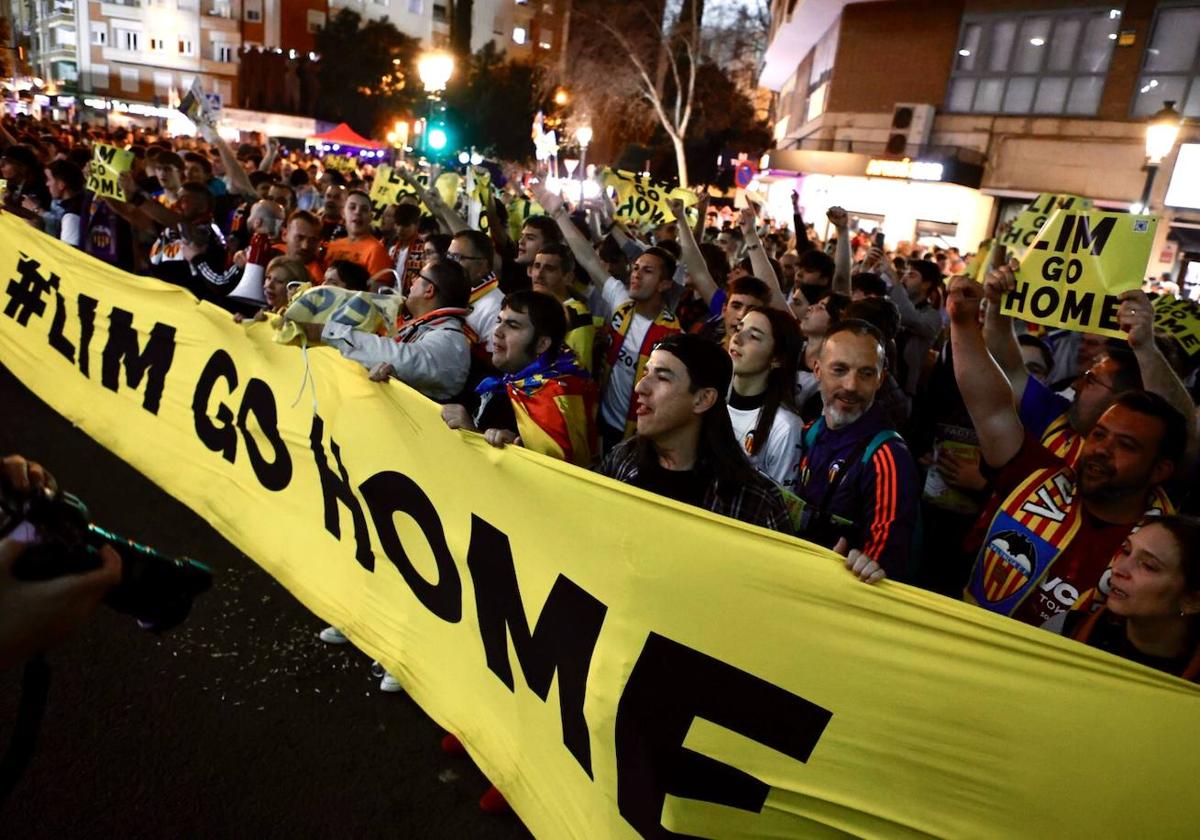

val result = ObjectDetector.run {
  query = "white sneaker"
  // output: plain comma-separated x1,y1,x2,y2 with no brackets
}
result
318,626,348,644
379,672,404,693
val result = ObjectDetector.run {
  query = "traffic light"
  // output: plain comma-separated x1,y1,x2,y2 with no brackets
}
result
427,125,447,151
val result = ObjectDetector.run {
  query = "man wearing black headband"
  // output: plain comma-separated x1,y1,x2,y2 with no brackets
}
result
598,333,790,531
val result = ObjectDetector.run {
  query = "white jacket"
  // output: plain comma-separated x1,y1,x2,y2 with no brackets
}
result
322,307,472,402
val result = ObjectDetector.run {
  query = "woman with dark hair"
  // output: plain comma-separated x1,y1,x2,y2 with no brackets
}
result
727,306,804,489
1064,516,1200,682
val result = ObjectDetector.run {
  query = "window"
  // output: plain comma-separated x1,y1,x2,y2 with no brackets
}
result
214,43,233,62
149,37,165,51
154,71,172,96
115,28,140,51
513,26,527,45
120,66,139,92
1133,5,1200,118
946,8,1121,116
246,9,261,21
90,64,110,90
432,3,447,23
408,0,423,12
90,24,107,46
307,10,325,33
178,38,194,55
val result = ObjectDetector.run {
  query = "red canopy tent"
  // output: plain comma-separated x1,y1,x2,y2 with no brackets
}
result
306,122,385,150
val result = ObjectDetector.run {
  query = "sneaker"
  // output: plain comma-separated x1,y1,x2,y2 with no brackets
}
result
318,626,348,644
478,784,510,814
379,671,404,693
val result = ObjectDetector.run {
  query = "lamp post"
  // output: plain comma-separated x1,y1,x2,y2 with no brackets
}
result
416,50,454,157
1138,100,1183,212
576,123,592,191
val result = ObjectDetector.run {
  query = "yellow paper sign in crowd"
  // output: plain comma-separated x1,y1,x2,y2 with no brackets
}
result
602,168,696,226
1000,208,1156,338
1,214,1199,838
1153,295,1200,357
87,143,135,202
996,193,1093,260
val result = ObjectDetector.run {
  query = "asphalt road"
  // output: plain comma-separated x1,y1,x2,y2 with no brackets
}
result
0,364,532,840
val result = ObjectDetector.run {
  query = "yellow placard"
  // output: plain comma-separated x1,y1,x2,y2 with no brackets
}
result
87,143,134,202
1153,295,1200,357
1000,208,1156,338
322,154,358,174
2,214,1199,838
367,165,428,222
602,168,696,226
996,193,1093,260
508,195,545,242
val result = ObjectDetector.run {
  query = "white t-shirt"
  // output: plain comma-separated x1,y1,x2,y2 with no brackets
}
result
601,309,651,429
467,285,504,350
727,402,805,489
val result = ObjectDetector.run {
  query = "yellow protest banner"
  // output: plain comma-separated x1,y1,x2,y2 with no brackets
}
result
1000,208,1156,338
2,214,1199,838
322,154,358,174
87,143,135,202
995,193,1093,260
1153,295,1200,357
602,168,695,226
508,195,545,243
367,165,429,223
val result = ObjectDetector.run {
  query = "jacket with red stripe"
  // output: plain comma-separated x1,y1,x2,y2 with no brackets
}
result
795,402,918,579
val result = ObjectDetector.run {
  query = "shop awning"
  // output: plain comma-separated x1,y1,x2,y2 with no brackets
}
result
306,123,385,150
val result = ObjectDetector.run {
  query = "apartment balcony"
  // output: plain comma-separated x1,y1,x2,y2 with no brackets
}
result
100,1,144,20
44,10,74,27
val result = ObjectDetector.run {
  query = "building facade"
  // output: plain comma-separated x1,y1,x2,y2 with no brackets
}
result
759,0,1200,287
326,0,569,64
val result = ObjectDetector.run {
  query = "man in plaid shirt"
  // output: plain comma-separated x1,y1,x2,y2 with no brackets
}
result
598,333,791,533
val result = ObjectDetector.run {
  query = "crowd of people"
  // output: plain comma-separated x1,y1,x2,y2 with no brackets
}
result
4,111,1200,807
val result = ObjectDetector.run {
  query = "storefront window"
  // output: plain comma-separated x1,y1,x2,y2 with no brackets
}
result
947,8,1120,116
1132,5,1200,118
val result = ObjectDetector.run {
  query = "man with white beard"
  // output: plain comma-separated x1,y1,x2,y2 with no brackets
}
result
793,319,918,579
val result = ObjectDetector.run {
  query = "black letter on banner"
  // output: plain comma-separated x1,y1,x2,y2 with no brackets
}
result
192,350,239,462
1060,289,1094,325
1005,282,1029,313
1098,294,1121,331
309,414,374,571
235,378,292,491
48,291,75,363
359,471,461,622
101,308,176,414
1072,215,1116,256
1030,287,1058,319
77,294,98,377
466,515,606,777
615,632,831,839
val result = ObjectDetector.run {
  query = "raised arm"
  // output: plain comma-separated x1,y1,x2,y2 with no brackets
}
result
199,124,257,201
402,167,468,234
980,256,1031,403
531,181,609,288
669,196,718,305
739,206,789,313
827,206,851,296
792,190,814,255
948,276,1025,469
1118,288,1199,471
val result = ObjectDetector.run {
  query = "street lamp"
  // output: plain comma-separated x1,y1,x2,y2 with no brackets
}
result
576,123,592,191
1138,100,1183,212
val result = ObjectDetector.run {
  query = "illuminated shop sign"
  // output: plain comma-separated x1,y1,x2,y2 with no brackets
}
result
865,158,945,182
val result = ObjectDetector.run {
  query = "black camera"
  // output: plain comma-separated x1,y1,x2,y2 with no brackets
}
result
3,489,212,633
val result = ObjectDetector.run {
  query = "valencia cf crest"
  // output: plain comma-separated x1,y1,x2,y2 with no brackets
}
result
981,530,1037,604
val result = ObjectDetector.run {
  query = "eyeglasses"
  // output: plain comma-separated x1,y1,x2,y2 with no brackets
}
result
1081,368,1115,392
446,252,484,263
415,272,440,293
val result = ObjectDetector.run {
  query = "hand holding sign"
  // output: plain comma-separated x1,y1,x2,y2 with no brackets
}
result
1117,289,1155,351
983,258,1019,304
88,143,135,202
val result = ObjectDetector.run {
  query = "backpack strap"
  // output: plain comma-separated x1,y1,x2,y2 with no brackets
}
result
859,430,902,464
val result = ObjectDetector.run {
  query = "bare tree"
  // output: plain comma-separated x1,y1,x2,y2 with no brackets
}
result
586,2,701,187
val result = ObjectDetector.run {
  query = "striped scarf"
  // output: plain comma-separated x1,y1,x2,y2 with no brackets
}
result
603,301,681,437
